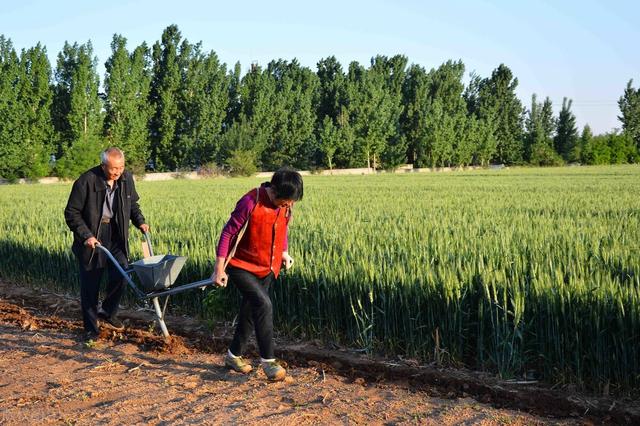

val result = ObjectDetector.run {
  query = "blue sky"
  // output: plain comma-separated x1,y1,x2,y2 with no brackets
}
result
2,0,638,134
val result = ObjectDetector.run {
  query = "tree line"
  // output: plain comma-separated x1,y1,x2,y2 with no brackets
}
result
0,25,639,180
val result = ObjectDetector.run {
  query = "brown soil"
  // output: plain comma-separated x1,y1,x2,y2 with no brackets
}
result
0,280,637,425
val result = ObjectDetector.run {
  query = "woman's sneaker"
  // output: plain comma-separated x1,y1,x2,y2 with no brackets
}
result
262,360,286,381
224,354,253,374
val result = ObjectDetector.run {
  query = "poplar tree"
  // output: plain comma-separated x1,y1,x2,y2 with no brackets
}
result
524,94,561,165
179,44,230,167
235,63,276,168
316,56,346,123
475,64,525,164
316,56,354,168
262,59,318,169
554,97,579,161
149,25,188,171
17,43,54,178
344,60,395,169
464,72,498,165
0,36,23,180
402,64,430,165
373,54,408,169
417,60,467,167
52,41,103,177
577,124,593,163
104,35,153,172
317,115,340,170
618,79,640,152
226,61,242,129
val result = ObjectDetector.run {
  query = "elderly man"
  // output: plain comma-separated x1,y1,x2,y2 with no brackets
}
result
64,147,149,342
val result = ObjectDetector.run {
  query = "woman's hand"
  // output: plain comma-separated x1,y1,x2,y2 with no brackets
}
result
211,256,228,287
211,270,228,287
282,251,294,270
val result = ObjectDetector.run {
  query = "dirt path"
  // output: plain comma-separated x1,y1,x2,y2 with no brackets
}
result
1,323,560,426
0,282,634,425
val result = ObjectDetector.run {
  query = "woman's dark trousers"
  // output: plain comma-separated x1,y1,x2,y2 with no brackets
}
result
227,267,276,359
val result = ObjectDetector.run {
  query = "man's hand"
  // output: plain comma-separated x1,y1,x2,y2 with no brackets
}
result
139,223,150,233
282,251,294,270
84,237,99,249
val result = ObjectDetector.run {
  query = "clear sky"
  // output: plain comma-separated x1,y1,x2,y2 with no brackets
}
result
2,0,638,135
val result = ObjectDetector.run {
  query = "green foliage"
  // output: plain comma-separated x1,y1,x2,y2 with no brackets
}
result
467,114,497,166
421,100,454,166
225,149,258,176
0,37,53,180
149,25,189,171
332,107,356,168
0,36,27,180
343,57,407,169
618,79,640,152
408,60,468,168
317,116,340,169
474,64,525,165
2,27,639,178
178,45,229,167
52,40,103,169
582,131,638,165
572,125,593,164
316,56,346,124
529,142,564,166
554,98,579,161
371,55,408,169
219,118,264,160
402,64,430,165
103,35,152,172
236,63,276,167
315,56,350,169
226,61,242,126
464,72,500,166
262,59,319,170
54,134,105,178
18,44,55,177
381,134,408,170
524,94,555,162
219,119,260,176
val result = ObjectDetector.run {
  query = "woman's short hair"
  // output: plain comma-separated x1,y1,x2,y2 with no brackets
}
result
270,167,303,201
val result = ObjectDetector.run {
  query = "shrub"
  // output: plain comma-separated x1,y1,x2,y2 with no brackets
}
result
54,136,105,179
226,149,258,177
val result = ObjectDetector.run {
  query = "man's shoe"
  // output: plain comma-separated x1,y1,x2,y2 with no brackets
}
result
262,360,286,381
97,309,125,331
224,354,253,374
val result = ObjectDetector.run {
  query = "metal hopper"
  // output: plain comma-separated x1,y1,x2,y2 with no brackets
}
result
130,254,187,292
96,232,213,338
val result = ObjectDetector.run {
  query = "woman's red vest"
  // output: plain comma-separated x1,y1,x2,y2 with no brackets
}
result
228,187,289,278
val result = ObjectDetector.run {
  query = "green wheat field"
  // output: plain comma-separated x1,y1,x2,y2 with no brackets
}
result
1,165,638,392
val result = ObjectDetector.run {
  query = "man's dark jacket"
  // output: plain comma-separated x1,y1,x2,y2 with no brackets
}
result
64,166,145,270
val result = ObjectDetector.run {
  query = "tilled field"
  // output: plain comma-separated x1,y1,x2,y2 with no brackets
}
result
0,282,636,425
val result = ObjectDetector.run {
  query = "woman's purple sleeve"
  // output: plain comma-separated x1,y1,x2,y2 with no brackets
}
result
216,194,256,258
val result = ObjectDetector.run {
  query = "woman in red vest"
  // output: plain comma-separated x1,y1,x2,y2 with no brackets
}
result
211,168,303,381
